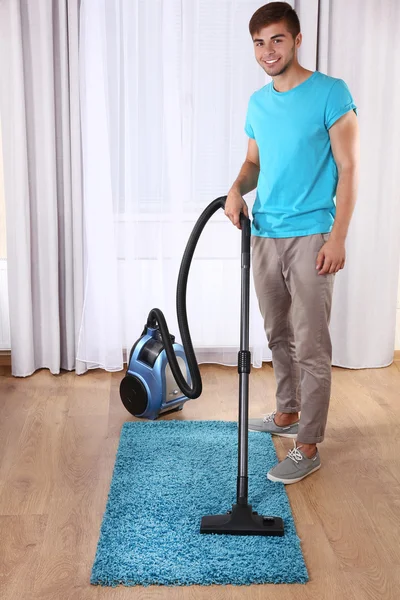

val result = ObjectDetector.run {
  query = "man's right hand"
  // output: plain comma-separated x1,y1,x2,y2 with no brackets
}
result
224,189,249,230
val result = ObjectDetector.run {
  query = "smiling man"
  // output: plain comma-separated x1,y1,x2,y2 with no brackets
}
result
225,2,359,483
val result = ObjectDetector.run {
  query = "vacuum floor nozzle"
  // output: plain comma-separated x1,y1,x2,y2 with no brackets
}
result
200,503,284,536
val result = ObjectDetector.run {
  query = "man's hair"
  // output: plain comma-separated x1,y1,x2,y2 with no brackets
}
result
249,2,301,41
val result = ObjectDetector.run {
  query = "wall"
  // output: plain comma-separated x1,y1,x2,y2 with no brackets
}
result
0,119,11,350
396,268,400,351
0,119,5,259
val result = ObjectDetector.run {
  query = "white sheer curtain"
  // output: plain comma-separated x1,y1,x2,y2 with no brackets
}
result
77,0,278,371
78,0,400,373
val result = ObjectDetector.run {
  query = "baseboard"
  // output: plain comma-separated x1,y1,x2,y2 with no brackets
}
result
395,350,400,361
0,351,11,366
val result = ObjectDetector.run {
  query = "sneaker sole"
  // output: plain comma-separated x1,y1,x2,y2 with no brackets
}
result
248,427,298,439
267,463,321,485
273,431,297,439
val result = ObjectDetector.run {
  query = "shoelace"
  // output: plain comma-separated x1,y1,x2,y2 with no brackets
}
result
262,411,276,423
262,411,294,429
287,442,304,464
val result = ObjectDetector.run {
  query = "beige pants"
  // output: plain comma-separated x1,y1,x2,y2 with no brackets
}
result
251,233,335,444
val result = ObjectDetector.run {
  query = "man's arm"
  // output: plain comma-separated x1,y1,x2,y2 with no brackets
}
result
316,109,359,275
329,109,360,242
229,138,260,196
225,139,260,229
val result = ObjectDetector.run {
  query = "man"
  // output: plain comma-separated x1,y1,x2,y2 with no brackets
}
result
225,2,359,484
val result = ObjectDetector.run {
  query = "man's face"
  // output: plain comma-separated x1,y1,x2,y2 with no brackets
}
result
252,21,301,77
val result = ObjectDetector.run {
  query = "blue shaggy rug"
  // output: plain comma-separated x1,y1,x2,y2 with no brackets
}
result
91,420,309,587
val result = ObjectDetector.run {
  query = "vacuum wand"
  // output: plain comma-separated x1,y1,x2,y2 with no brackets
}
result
237,212,251,505
200,206,284,536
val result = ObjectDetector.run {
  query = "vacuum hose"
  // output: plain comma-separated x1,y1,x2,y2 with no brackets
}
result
146,195,228,399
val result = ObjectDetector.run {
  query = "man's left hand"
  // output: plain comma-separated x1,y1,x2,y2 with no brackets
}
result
316,238,346,275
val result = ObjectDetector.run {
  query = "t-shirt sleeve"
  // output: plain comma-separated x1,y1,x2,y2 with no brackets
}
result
244,98,255,139
325,79,358,130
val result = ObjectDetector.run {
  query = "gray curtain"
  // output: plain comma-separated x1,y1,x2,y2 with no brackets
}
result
0,0,86,376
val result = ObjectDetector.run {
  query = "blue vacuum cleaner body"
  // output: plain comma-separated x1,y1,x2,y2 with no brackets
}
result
120,326,192,420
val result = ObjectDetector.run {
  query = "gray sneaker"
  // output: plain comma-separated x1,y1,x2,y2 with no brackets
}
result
267,440,321,484
248,411,299,438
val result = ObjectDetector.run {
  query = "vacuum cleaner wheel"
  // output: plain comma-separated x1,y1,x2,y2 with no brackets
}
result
119,374,148,416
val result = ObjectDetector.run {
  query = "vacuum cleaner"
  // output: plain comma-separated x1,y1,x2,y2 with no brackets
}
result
120,195,284,536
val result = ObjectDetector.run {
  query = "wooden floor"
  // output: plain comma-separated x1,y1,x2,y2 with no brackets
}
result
1,360,400,600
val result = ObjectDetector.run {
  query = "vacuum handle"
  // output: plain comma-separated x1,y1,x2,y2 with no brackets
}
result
239,211,251,352
239,211,251,237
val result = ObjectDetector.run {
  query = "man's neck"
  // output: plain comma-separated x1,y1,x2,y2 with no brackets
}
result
272,66,314,93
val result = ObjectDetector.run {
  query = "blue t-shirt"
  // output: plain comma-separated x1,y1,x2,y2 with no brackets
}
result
244,70,358,238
